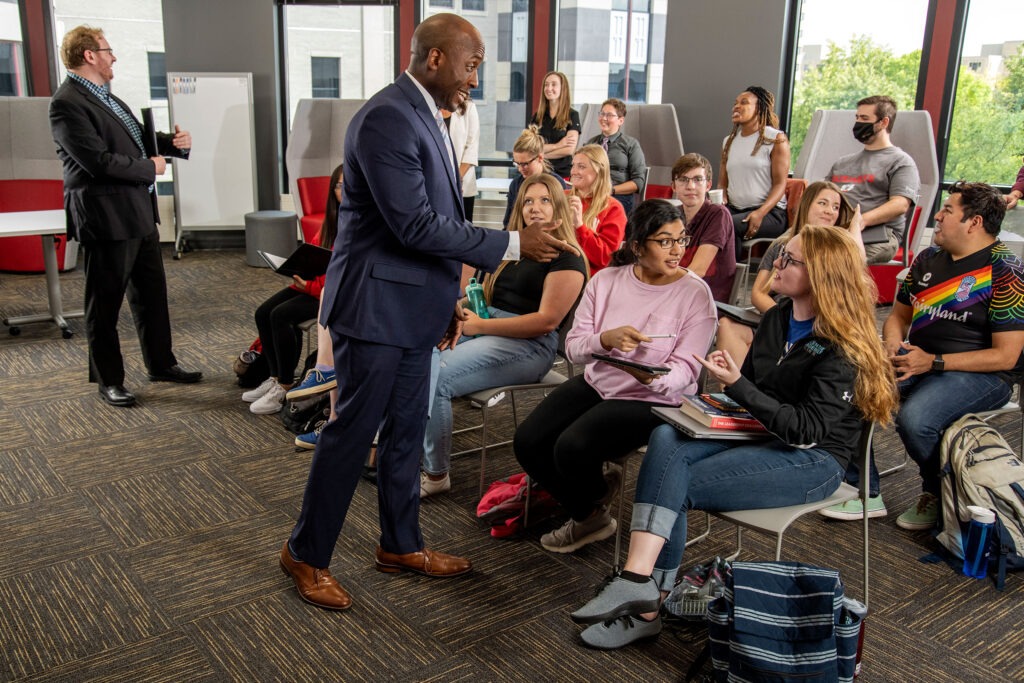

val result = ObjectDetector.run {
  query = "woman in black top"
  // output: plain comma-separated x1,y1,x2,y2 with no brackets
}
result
533,71,581,179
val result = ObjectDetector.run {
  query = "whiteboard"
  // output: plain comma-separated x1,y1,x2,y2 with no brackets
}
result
167,72,257,231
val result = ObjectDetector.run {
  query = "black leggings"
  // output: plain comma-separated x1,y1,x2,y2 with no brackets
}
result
513,374,664,520
254,287,318,384
730,204,788,259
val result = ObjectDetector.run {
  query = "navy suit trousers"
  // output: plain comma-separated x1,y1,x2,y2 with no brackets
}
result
290,332,431,567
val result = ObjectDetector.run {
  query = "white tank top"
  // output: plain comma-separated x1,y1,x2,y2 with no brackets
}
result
723,125,786,211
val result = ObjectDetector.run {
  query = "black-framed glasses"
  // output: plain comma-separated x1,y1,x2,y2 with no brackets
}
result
646,236,689,249
673,176,706,187
90,48,114,55
512,156,538,170
779,250,805,270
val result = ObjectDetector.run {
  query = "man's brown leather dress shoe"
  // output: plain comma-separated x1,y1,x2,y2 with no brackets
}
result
279,542,352,611
374,546,472,577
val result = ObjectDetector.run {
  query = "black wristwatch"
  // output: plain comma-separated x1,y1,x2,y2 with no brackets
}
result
931,354,945,373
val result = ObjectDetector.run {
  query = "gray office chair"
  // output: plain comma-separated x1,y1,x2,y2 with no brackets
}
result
705,421,876,607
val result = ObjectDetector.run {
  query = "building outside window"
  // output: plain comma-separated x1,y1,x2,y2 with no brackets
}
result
945,0,1024,189
282,4,393,126
554,0,665,107
311,56,340,98
147,51,166,100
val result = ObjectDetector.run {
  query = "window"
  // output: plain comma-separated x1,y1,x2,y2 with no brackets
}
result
282,4,393,124
311,56,340,98
429,0,454,7
944,0,1024,187
469,62,484,100
463,0,485,11
789,0,928,163
0,41,25,96
555,0,666,105
0,0,24,96
147,52,167,100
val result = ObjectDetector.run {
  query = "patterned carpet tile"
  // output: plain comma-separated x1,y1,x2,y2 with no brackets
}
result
178,407,297,460
188,589,438,682
0,412,35,459
0,448,67,507
44,422,207,490
0,333,87,378
10,393,162,447
21,632,220,683
0,553,172,680
0,493,119,580
83,459,268,547
124,510,296,623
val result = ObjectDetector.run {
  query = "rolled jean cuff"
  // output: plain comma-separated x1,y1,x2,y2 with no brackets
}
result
652,566,679,592
630,502,677,542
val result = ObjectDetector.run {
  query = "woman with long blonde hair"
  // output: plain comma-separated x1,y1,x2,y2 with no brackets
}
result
569,224,897,650
569,144,627,272
532,71,581,178
420,173,588,497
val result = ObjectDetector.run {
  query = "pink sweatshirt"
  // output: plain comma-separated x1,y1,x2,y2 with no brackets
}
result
565,264,717,404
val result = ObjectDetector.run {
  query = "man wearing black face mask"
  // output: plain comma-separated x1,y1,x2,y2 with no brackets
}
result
827,95,920,264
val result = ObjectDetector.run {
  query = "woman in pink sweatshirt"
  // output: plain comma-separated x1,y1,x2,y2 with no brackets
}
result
513,199,718,554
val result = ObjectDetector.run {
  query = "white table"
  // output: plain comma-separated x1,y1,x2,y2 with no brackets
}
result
0,209,83,338
476,177,513,195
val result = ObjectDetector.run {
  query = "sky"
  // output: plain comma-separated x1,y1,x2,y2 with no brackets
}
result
798,0,1023,57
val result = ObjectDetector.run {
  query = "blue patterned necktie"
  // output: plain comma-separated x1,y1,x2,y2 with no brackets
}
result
434,109,456,172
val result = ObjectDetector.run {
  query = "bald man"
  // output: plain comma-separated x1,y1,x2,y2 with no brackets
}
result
279,13,575,611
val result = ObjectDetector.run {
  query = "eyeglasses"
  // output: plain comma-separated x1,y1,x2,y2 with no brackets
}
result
778,250,806,270
335,182,343,189
646,236,689,249
673,176,707,187
512,156,539,170
90,48,114,55
598,112,620,119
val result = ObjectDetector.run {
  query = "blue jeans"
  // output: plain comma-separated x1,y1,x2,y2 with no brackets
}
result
631,423,845,591
896,370,1011,496
422,307,557,475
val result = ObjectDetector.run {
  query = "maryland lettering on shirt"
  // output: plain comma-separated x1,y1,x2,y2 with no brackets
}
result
830,174,876,185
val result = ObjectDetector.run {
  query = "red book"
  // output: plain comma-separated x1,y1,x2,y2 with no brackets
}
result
679,395,767,432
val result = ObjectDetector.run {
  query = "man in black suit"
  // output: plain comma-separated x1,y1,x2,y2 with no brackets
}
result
49,26,202,407
279,13,576,611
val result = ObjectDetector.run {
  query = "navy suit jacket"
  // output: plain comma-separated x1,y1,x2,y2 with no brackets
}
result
320,73,509,349
50,78,187,243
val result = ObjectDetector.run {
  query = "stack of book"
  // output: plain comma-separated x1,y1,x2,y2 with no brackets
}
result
679,393,766,432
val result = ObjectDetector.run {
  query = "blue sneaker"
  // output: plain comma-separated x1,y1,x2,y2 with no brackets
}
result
294,425,322,450
287,368,337,401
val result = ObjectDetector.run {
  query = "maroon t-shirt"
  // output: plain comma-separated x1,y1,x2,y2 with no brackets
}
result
681,200,737,301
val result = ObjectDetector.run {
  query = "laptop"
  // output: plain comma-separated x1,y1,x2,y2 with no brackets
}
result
651,406,769,441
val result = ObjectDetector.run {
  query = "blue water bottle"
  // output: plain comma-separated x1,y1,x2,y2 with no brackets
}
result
962,505,995,579
465,277,490,319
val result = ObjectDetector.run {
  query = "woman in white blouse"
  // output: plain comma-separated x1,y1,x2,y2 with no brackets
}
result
445,99,480,221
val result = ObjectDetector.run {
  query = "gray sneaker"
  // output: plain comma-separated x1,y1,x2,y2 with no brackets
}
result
540,507,616,554
570,574,660,624
580,614,662,649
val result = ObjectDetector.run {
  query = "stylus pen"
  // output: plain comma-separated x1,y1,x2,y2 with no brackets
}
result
645,334,676,338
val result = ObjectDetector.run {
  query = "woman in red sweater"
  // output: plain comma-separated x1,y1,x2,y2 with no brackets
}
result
568,144,628,272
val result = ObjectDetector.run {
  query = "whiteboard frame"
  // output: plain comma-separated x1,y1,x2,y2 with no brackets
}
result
167,72,258,236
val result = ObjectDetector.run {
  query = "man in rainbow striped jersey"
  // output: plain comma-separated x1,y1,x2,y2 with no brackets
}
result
883,181,1024,531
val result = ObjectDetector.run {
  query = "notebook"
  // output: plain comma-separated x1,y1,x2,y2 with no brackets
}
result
258,243,331,279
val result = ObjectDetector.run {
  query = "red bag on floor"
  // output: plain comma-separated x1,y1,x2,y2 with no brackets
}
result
477,473,557,538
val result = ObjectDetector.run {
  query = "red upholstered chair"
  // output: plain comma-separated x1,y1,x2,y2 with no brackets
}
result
869,205,923,305
644,184,673,200
295,176,330,243
0,179,69,273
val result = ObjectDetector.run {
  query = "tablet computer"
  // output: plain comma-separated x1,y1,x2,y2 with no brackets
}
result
592,353,671,376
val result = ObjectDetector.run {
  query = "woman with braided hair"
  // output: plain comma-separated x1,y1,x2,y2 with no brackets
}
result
719,86,791,259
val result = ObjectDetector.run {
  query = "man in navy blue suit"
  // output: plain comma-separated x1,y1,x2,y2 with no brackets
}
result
280,13,576,611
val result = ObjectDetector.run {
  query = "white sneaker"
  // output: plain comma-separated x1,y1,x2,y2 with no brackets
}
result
250,383,286,414
242,377,276,403
420,472,451,498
